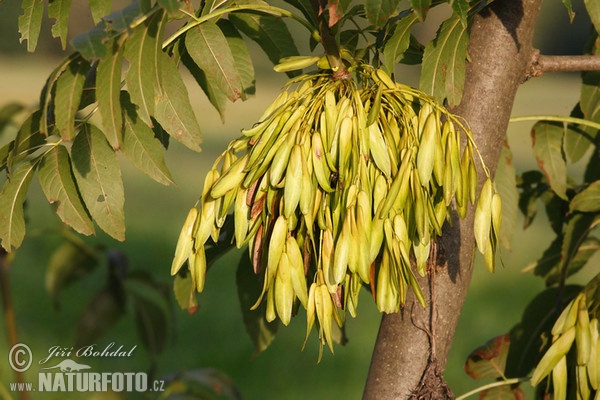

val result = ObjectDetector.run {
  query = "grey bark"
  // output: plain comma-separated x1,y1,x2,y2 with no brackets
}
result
362,0,543,398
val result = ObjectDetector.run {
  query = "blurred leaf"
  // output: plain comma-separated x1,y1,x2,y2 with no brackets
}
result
560,213,595,281
154,52,203,152
45,241,98,301
0,160,36,252
72,22,111,60
48,0,72,50
0,103,25,135
517,170,546,229
229,12,299,72
494,141,519,250
541,190,566,235
173,272,198,314
75,286,125,348
410,0,431,22
124,10,165,128
71,124,125,241
383,13,418,75
561,0,575,23
121,93,173,185
570,180,600,212
465,334,510,380
162,369,242,400
236,251,278,355
37,145,95,235
522,235,561,279
531,121,568,200
89,0,112,24
6,110,46,172
450,0,469,27
18,0,44,52
185,22,243,103
125,276,171,356
364,0,400,27
479,385,525,400
97,41,125,150
420,14,469,107
584,0,600,34
218,19,255,100
54,55,90,142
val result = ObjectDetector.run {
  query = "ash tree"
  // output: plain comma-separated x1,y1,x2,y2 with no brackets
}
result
1,0,600,399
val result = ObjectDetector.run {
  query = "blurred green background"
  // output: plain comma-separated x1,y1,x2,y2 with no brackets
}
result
0,0,598,399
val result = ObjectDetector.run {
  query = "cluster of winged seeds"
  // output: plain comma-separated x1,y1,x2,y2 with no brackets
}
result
171,67,501,353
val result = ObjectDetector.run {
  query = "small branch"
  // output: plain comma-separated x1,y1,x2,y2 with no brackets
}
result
528,50,600,77
309,0,350,80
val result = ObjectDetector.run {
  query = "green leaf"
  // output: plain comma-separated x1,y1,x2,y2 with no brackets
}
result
201,0,232,16
89,0,112,24
48,0,72,50
185,22,243,103
522,236,561,280
18,0,44,52
419,15,469,107
571,180,600,212
121,93,173,185
383,13,418,76
75,286,125,348
97,40,125,150
494,141,519,250
517,170,546,229
0,160,37,252
71,124,125,241
218,19,255,100
465,334,510,380
38,145,95,236
158,0,184,16
54,55,90,142
365,0,400,28
531,121,568,200
162,369,242,400
564,105,593,163
410,0,431,22
450,0,469,27
45,241,98,301
561,0,575,23
173,272,198,313
479,386,526,400
7,111,46,172
124,10,165,128
229,12,299,70
560,213,595,282
236,251,278,355
584,0,600,34
0,103,25,135
71,22,111,60
154,52,203,152
103,0,146,32
286,0,317,27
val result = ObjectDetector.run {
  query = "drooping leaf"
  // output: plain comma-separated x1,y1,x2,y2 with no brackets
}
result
18,0,44,52
419,14,469,107
124,10,165,127
71,22,111,60
229,12,299,72
89,0,112,24
45,241,98,302
7,111,46,172
465,334,510,380
173,272,198,314
71,124,125,241
154,52,203,152
383,13,418,75
37,145,95,235
75,286,125,348
364,0,400,28
97,39,125,150
48,0,72,50
218,19,255,100
53,55,90,142
0,160,37,252
584,0,600,34
571,180,600,212
531,121,568,200
121,93,173,185
186,22,243,103
236,251,278,355
494,141,519,250
564,105,593,163
410,0,431,22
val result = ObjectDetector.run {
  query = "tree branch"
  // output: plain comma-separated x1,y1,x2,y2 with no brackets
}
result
363,0,544,398
529,51,600,77
309,0,350,80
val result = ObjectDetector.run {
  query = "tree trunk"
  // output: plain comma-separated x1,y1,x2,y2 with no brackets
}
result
363,0,543,398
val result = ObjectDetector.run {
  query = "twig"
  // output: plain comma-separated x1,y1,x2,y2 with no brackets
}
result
528,50,600,77
309,0,350,80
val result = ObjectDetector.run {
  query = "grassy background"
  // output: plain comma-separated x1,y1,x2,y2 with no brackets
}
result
0,17,596,399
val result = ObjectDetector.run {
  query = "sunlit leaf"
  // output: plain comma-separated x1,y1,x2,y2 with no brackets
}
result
48,0,72,50
154,53,203,152
564,105,593,163
571,180,600,212
494,141,519,250
420,15,469,107
0,160,37,252
7,110,46,172
71,124,125,241
97,39,125,149
45,241,98,301
531,121,567,200
410,0,431,22
121,93,173,185
465,334,510,380
124,10,165,128
38,145,94,235
236,252,278,355
186,22,243,103
229,12,299,72
173,272,198,314
18,0,44,52
383,13,418,75
71,22,111,60
584,0,600,34
89,0,112,24
218,19,255,100
54,55,90,142
365,0,400,28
